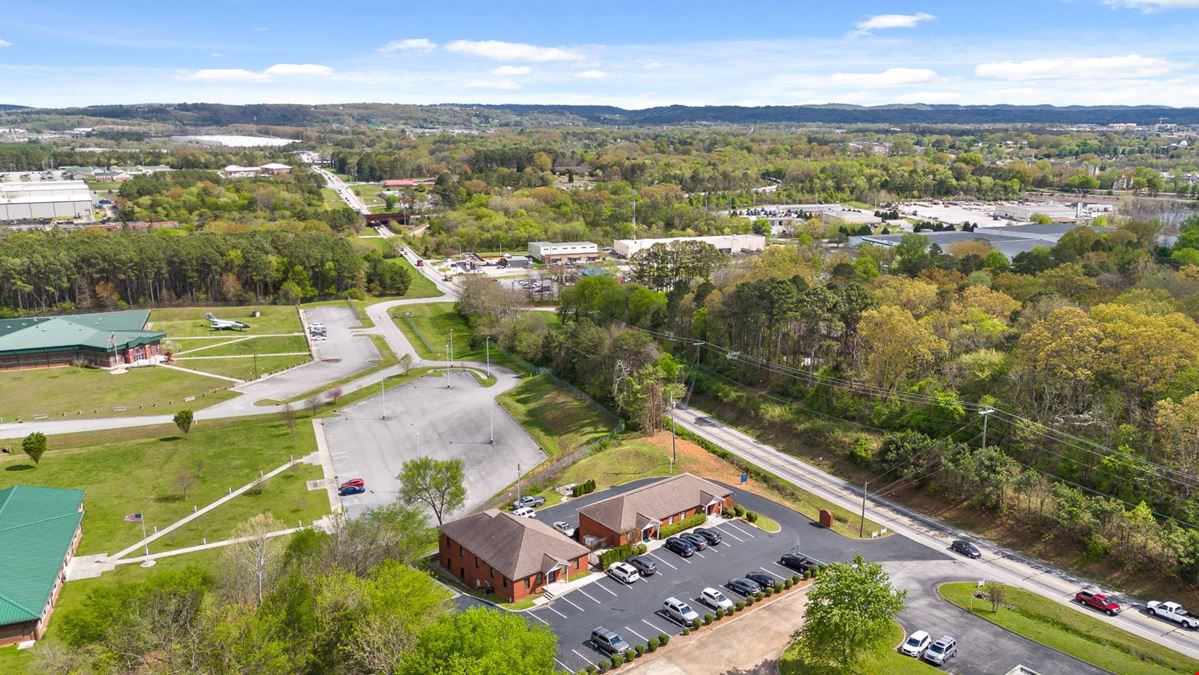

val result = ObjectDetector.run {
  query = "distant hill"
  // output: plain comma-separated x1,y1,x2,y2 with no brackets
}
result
0,104,29,111
5,102,1199,127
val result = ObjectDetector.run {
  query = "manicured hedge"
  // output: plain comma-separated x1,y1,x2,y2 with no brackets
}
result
598,542,648,569
658,512,707,539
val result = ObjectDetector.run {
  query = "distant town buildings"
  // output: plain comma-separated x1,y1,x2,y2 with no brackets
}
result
171,135,297,148
527,241,602,265
221,163,292,178
0,181,93,222
612,234,766,258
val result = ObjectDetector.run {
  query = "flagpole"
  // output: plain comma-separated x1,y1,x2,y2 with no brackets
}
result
139,515,155,567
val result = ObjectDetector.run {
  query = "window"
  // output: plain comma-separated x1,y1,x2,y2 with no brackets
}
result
474,556,479,569
503,577,509,588
459,544,464,556
524,578,530,590
490,567,494,579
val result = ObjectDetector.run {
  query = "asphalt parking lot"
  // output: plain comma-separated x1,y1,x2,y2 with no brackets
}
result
322,370,546,517
524,479,1098,674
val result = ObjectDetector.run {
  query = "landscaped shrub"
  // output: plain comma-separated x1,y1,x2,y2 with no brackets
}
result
746,596,755,606
598,542,648,569
792,574,801,584
733,504,746,518
721,507,734,518
571,479,598,498
658,512,707,539
784,579,793,589
703,613,714,625
745,510,759,523
735,600,745,611
635,644,645,657
659,634,669,646
610,654,624,667
765,587,775,596
682,627,690,636
755,591,765,600
715,607,725,618
647,636,659,650
691,617,701,630
597,659,609,672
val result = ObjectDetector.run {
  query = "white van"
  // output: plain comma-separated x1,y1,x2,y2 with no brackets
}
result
663,596,700,625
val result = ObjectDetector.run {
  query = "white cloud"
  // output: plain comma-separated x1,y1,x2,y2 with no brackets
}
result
852,12,935,35
462,78,522,90
0,39,11,48
252,26,269,33
445,39,583,62
491,65,532,76
975,54,1182,80
181,63,334,82
378,38,436,53
1104,0,1199,10
828,67,939,87
574,69,608,79
209,52,224,58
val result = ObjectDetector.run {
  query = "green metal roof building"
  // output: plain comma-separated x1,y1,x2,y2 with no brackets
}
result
0,310,165,370
0,485,85,646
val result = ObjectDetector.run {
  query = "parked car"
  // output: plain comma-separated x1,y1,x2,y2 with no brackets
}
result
950,539,981,559
680,532,709,551
900,630,931,657
338,478,365,489
591,627,632,656
780,553,816,573
512,506,536,518
923,635,957,665
1075,589,1122,615
726,577,762,596
512,495,545,510
745,571,777,589
552,520,576,538
627,555,657,576
692,527,722,545
664,537,695,557
1147,601,1199,629
415,259,425,267
700,587,734,610
663,597,700,625
338,485,365,496
607,562,640,585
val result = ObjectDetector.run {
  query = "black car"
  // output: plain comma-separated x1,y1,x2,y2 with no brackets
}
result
780,553,816,572
664,537,695,557
950,540,981,559
745,572,777,589
693,527,722,545
680,532,709,550
627,555,657,576
727,577,762,596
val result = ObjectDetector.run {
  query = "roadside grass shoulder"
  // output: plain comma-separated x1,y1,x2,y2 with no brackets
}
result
778,621,937,674
392,302,523,367
497,374,616,459
939,582,1199,675
0,365,235,421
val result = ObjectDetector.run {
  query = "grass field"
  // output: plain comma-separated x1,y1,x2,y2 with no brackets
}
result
392,302,530,367
322,186,343,209
559,438,704,487
351,234,394,255
779,621,937,674
939,582,1199,675
173,335,308,357
0,365,236,421
174,354,310,381
497,374,616,458
149,305,302,337
394,255,441,298
0,415,322,556
352,183,388,212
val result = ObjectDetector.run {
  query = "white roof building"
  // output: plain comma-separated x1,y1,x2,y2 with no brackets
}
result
0,181,94,223
612,234,766,258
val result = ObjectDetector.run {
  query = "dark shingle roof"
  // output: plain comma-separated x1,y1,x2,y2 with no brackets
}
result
0,486,84,626
577,473,731,534
441,509,588,580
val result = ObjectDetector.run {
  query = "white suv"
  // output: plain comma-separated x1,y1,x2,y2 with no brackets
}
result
900,630,931,657
606,562,640,584
663,597,700,625
512,506,536,518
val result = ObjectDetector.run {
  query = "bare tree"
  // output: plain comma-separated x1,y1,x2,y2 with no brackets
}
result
222,513,287,606
398,353,414,374
280,403,297,437
307,395,321,416
984,584,1006,613
176,468,198,501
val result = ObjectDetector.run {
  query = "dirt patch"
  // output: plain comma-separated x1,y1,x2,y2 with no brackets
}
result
642,431,798,509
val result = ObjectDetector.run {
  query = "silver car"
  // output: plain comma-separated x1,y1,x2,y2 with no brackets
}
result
923,635,957,666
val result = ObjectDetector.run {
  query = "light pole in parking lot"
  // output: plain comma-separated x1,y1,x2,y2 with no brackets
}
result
380,379,386,421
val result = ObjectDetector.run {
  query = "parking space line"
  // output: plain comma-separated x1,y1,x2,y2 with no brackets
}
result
715,527,746,542
624,625,649,643
642,618,669,635
694,550,706,558
555,658,571,670
577,588,602,604
760,566,787,580
562,595,585,611
545,604,568,618
770,561,794,575
572,649,597,668
528,611,549,625
727,522,755,538
595,581,619,597
649,552,678,570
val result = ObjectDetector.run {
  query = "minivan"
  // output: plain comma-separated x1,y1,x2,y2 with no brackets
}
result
663,597,700,625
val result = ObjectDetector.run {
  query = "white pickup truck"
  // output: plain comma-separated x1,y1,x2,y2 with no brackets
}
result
1147,601,1199,629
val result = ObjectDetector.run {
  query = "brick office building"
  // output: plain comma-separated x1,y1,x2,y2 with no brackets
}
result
0,310,165,370
577,473,733,547
439,509,590,603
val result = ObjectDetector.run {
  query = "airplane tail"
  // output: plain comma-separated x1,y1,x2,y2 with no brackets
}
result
205,313,216,321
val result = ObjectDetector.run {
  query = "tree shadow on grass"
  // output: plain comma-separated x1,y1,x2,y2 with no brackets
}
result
158,436,183,442
4,464,35,471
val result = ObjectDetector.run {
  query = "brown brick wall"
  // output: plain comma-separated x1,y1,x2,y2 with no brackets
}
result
578,495,735,547
439,532,586,602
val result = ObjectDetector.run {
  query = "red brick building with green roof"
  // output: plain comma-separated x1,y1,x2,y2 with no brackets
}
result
0,485,85,646
0,310,165,370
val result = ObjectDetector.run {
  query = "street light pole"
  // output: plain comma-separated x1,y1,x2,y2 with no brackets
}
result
859,481,869,538
485,336,491,379
669,394,677,475
980,407,996,449
381,379,386,421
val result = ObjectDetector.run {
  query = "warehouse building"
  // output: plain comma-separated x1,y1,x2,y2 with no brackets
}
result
0,485,85,646
0,181,94,223
0,310,165,371
527,241,602,265
612,234,766,259
848,222,1107,259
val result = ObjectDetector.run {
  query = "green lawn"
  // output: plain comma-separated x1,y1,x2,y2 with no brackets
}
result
173,334,308,357
322,186,343,209
0,415,321,556
392,255,441,299
392,302,533,368
940,582,1199,675
0,365,236,421
497,374,616,458
351,234,395,255
352,183,388,212
175,354,311,381
779,621,938,674
559,439,687,488
149,305,301,337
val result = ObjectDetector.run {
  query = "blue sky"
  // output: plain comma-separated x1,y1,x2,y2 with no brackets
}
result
2,0,1199,108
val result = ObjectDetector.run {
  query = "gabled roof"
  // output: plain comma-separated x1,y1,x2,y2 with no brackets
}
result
441,509,588,580
577,473,731,535
0,486,85,626
0,310,163,355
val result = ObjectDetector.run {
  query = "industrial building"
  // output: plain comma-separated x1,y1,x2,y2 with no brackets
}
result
0,310,165,371
0,485,85,646
527,241,602,265
0,181,94,223
612,234,766,258
994,203,1080,223
849,222,1106,259
221,163,292,179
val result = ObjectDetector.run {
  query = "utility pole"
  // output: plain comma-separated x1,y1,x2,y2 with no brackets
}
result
489,400,495,444
485,336,491,379
859,481,869,538
445,343,451,386
449,329,454,369
380,379,386,420
980,407,996,449
516,463,521,501
669,394,677,475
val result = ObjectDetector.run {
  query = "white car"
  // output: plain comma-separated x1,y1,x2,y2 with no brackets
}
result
900,630,931,657
1147,601,1199,629
607,562,640,584
700,587,733,610
512,506,536,519
552,521,576,538
663,596,700,625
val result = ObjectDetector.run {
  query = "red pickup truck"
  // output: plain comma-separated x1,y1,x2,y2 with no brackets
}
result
1075,589,1122,616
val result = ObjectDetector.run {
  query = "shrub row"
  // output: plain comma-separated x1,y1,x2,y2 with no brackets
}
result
585,634,669,673
571,479,597,498
597,542,648,570
657,512,707,539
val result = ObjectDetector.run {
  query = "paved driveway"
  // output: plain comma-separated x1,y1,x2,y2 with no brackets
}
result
322,370,546,517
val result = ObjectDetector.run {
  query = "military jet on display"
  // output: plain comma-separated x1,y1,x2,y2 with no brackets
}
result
206,313,250,330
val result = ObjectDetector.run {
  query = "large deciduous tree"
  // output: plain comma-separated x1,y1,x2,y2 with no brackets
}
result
630,240,726,291
855,305,947,394
791,555,906,668
397,606,558,675
22,432,47,466
398,457,466,525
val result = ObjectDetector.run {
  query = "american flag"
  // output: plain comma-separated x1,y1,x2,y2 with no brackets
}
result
124,513,143,522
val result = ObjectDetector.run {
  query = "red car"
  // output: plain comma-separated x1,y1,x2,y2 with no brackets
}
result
1075,589,1122,615
339,478,365,490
